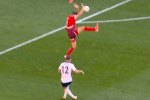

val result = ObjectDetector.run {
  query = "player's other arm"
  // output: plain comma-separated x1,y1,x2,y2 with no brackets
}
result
76,4,85,19
74,3,79,13
74,69,84,75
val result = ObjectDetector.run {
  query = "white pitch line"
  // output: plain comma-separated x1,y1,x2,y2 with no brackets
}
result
0,26,65,55
78,16,150,24
0,0,131,56
77,0,132,23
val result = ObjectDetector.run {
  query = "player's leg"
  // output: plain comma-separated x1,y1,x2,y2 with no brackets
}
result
61,82,72,99
64,39,76,58
84,23,99,32
77,23,99,34
66,86,77,99
61,82,77,99
62,87,67,99
65,27,78,58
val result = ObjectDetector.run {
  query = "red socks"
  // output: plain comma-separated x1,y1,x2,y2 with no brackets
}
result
84,26,96,31
66,47,74,56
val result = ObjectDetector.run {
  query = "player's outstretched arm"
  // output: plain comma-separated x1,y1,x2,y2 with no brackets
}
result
74,69,84,75
74,3,79,13
76,4,84,19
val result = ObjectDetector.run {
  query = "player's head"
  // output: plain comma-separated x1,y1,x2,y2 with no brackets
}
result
65,56,72,61
72,11,78,15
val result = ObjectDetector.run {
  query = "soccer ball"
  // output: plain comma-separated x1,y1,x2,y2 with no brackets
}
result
84,6,90,12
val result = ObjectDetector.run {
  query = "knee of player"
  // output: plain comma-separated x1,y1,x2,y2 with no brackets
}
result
72,45,76,49
81,26,85,29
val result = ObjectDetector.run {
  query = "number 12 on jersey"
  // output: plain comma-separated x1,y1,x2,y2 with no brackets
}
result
62,66,69,74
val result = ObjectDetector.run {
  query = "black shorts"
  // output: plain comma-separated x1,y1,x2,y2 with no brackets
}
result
61,82,72,87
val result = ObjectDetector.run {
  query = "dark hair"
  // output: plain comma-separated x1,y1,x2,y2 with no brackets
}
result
72,11,78,15
65,56,71,60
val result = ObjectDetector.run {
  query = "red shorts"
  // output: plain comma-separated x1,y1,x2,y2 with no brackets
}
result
66,27,79,40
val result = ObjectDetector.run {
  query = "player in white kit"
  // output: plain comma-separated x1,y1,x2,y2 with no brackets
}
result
58,56,84,100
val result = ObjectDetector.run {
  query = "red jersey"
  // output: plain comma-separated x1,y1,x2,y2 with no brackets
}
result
66,14,77,29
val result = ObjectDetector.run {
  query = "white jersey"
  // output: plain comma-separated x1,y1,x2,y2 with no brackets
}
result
58,62,77,83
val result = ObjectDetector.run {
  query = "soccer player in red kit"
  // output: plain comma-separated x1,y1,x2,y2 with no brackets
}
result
64,4,99,58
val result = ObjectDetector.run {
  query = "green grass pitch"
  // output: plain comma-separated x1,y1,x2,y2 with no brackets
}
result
0,0,150,100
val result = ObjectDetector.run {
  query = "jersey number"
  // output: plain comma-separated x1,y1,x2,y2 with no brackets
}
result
62,66,69,74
